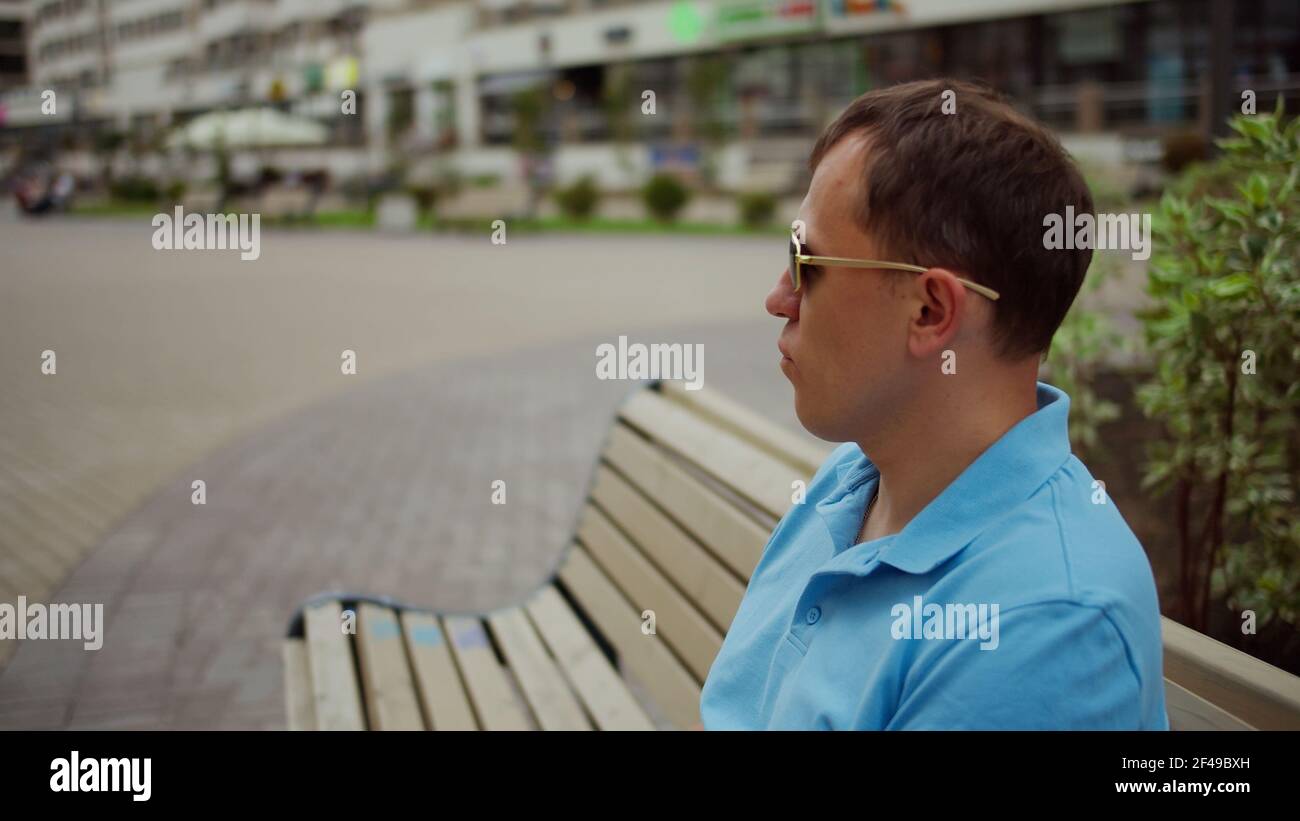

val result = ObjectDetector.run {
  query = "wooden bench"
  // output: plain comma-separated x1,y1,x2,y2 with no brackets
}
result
282,381,1300,730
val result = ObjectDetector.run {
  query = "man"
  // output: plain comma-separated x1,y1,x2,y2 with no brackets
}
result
699,79,1168,729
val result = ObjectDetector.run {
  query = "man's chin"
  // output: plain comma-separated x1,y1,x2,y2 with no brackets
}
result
790,388,830,441
790,388,852,445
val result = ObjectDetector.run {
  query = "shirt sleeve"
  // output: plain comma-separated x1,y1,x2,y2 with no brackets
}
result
884,600,1146,730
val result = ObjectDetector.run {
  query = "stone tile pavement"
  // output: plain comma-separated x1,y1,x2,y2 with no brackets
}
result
0,325,806,728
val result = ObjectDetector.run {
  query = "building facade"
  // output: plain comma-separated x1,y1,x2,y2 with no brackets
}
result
2,0,1298,189
0,0,26,94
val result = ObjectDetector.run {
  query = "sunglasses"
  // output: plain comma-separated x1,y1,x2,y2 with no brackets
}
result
788,232,1000,301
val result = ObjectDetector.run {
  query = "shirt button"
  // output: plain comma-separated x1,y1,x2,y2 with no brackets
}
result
806,606,822,625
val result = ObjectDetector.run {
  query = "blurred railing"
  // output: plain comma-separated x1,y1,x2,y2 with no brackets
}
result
1033,75,1300,131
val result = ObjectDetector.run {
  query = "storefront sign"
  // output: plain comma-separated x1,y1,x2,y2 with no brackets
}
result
715,0,819,42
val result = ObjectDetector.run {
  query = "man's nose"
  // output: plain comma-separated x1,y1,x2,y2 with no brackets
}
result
765,267,800,321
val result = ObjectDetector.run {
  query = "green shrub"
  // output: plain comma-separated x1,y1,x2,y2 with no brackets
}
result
1137,99,1299,632
737,191,777,228
553,175,600,220
431,164,464,200
405,185,439,216
164,180,187,204
1043,252,1125,460
642,172,690,223
1161,130,1209,174
109,175,159,203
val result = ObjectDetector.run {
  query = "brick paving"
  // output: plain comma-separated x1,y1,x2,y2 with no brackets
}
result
0,326,811,729
0,216,815,728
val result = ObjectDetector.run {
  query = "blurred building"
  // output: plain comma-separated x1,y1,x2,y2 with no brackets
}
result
0,0,27,92
1,0,1297,190
3,0,371,139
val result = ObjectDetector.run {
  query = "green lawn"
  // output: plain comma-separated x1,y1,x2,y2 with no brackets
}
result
70,200,788,237
426,214,789,237
70,201,163,218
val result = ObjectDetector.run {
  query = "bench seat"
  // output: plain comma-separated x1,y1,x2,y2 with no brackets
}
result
283,382,1300,730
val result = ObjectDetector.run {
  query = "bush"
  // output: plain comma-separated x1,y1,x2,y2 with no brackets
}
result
553,175,600,220
109,175,159,203
642,172,690,223
337,173,373,208
439,168,465,199
737,191,777,228
1043,252,1125,460
405,166,464,218
1161,130,1208,174
1137,100,1299,632
164,180,187,204
406,185,439,216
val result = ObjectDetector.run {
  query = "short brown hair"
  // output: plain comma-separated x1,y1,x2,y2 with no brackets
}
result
808,78,1094,359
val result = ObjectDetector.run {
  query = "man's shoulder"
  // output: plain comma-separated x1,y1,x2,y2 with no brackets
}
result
960,453,1160,620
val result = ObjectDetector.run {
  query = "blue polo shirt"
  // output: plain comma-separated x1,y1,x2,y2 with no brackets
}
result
700,382,1169,730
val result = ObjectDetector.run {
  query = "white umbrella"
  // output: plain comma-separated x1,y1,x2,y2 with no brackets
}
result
167,107,329,150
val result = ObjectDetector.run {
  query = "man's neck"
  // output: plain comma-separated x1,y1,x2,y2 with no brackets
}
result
857,373,1039,543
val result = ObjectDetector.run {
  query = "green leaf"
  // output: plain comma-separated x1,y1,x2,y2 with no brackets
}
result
1206,272,1254,298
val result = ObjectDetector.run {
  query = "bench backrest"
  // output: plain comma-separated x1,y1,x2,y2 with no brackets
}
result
556,382,1300,730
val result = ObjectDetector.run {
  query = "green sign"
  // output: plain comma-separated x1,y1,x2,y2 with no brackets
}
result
668,1,707,44
715,0,820,41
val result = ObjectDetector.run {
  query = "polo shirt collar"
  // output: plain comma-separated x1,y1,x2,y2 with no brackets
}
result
817,381,1073,575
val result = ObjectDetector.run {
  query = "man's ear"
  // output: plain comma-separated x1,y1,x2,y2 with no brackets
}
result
906,268,966,359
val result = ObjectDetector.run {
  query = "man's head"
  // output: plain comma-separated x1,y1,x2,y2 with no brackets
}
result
767,79,1094,442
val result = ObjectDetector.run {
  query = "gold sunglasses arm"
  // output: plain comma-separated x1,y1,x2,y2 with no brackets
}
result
796,254,1000,301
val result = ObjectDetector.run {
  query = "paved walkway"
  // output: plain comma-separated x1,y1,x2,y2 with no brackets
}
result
0,324,808,729
0,216,811,728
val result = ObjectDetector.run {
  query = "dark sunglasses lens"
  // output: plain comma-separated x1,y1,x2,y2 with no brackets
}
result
788,237,799,290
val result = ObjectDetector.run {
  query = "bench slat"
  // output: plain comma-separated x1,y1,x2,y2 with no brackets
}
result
281,638,317,730
355,603,425,730
303,601,366,730
558,544,702,729
578,503,723,682
658,382,834,477
591,464,745,634
400,611,479,730
487,606,593,730
443,615,535,730
1164,677,1254,730
620,390,808,520
524,585,656,731
1162,617,1300,730
602,423,770,582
